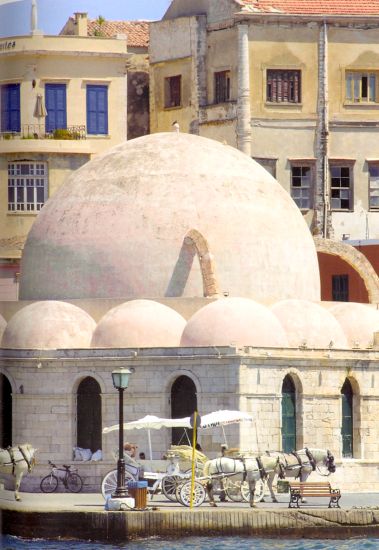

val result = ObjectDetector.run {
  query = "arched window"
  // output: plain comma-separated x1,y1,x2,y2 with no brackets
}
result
341,378,353,458
0,374,12,448
77,377,102,453
171,375,197,445
282,375,296,452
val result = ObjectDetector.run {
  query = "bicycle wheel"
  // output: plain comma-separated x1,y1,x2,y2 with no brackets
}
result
66,472,83,493
40,474,58,493
161,475,181,501
101,469,135,499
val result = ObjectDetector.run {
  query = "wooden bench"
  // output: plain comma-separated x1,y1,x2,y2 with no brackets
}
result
288,481,341,508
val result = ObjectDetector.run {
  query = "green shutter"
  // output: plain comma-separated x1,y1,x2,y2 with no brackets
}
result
282,376,296,452
341,379,353,457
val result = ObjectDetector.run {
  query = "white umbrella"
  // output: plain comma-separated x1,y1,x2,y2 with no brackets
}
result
200,410,254,446
103,415,191,460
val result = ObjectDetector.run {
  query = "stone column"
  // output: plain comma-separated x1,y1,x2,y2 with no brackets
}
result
236,23,252,156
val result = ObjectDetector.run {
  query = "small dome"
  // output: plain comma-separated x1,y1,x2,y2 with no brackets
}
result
1,301,95,349
180,297,288,347
91,299,186,348
271,299,348,349
329,302,379,348
0,314,6,342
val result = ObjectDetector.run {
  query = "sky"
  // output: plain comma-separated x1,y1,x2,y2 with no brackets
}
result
0,0,172,37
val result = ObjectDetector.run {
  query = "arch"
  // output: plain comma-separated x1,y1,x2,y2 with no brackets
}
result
170,375,197,445
314,237,379,303
341,378,353,458
281,374,296,452
72,371,106,395
77,377,102,453
183,229,220,297
0,373,12,447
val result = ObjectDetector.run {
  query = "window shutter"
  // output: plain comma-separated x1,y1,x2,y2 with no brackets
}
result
45,84,67,132
87,85,108,135
1,84,20,132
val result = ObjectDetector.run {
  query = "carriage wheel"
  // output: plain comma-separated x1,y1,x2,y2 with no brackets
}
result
101,469,136,499
224,478,244,502
241,478,266,503
162,475,182,501
40,474,58,493
178,480,206,507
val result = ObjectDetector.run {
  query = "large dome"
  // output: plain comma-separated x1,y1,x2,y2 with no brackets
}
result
20,133,320,302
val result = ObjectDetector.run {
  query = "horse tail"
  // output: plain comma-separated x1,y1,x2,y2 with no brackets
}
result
203,460,211,477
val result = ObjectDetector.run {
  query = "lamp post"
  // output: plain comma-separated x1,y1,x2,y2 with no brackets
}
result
111,366,132,498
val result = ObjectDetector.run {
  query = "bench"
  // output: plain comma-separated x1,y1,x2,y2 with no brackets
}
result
288,481,341,508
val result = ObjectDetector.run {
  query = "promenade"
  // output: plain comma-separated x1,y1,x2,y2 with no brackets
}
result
2,489,379,542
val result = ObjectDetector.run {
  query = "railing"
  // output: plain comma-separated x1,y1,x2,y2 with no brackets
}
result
0,125,87,140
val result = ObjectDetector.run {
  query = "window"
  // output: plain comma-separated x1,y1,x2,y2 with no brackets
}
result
332,274,349,302
291,165,313,209
1,83,20,132
164,75,181,108
45,83,67,132
253,157,277,178
8,161,48,212
368,164,379,209
87,85,108,135
345,71,377,103
330,165,352,210
267,70,301,103
281,375,296,453
214,70,230,104
341,379,353,458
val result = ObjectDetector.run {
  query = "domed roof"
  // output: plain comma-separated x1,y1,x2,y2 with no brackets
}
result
20,133,320,303
1,301,96,349
329,302,379,348
180,297,288,347
271,299,348,349
0,314,6,342
91,299,186,348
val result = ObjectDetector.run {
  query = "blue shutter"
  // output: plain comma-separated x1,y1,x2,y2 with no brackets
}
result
1,84,20,132
45,84,67,132
87,85,108,135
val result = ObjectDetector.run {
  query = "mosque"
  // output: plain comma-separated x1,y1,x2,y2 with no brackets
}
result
0,132,379,492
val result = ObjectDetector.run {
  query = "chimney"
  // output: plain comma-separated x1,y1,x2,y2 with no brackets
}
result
74,12,88,36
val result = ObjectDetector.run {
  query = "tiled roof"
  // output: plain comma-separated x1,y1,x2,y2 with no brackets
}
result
239,0,379,16
87,19,149,47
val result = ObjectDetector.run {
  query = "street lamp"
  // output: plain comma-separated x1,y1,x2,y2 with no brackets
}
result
111,366,132,498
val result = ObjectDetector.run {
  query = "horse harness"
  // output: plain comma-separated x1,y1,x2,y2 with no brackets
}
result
4,446,32,475
213,457,249,481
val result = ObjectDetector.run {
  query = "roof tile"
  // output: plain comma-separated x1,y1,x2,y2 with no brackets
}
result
87,19,149,47
240,0,379,15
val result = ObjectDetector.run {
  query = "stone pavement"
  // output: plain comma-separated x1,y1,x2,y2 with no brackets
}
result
1,488,379,512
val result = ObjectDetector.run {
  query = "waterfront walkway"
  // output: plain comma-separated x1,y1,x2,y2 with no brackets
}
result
2,489,379,541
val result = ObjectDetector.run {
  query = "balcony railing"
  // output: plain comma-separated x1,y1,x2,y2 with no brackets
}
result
0,125,87,140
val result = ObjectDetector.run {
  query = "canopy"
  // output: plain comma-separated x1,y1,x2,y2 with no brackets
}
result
103,415,191,460
103,415,191,434
200,410,253,428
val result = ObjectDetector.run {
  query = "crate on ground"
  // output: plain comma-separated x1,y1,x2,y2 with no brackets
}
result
128,480,148,510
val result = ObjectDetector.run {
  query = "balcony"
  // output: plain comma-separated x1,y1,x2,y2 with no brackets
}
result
0,125,94,155
0,124,87,140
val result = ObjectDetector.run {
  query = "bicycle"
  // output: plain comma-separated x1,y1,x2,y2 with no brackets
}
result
40,461,83,493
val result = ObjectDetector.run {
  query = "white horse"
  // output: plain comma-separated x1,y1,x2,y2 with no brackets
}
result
0,444,37,501
264,447,336,503
203,454,281,508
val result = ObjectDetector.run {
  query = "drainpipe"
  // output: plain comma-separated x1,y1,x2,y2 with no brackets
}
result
316,21,330,237
236,23,252,155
